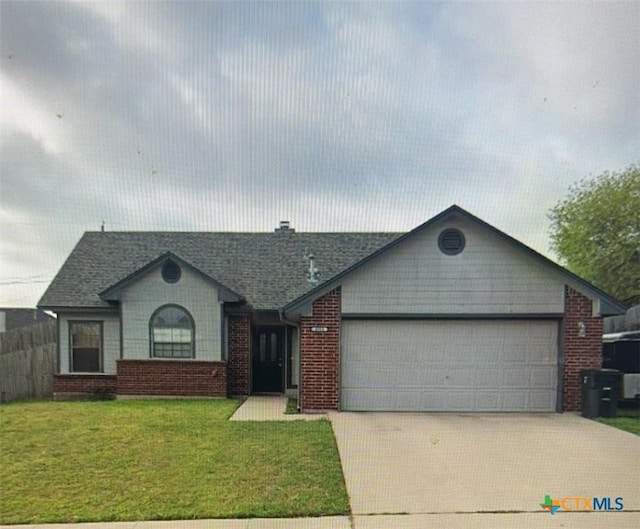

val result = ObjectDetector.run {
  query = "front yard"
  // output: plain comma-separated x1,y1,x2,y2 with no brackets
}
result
596,407,640,435
0,400,349,524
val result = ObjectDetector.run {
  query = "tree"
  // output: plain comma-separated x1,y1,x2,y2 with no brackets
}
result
549,165,640,306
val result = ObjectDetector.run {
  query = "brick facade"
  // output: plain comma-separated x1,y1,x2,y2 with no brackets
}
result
299,288,341,411
116,360,227,397
563,286,603,411
296,285,605,413
227,315,251,395
53,374,117,397
51,285,605,410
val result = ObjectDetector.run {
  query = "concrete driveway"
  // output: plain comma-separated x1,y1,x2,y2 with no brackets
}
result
330,412,640,527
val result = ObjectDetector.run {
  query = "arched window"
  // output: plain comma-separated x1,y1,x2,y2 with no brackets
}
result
150,305,194,358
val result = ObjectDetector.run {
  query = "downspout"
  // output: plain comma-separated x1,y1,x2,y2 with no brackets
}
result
220,302,227,362
279,309,301,411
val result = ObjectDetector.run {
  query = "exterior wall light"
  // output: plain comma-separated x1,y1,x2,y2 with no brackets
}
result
577,321,586,337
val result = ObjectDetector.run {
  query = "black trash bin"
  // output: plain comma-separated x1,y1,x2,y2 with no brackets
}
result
580,369,623,418
596,369,623,418
581,369,600,418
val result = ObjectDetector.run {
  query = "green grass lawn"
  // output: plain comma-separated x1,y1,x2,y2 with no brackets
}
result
0,400,349,524
596,407,640,435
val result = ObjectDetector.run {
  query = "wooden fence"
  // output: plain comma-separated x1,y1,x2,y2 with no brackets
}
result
604,304,640,333
0,320,56,403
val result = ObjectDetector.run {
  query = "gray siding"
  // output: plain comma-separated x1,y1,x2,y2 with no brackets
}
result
341,218,565,314
121,265,222,361
58,313,120,375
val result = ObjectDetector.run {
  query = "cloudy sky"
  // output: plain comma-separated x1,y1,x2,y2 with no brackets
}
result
1,1,638,308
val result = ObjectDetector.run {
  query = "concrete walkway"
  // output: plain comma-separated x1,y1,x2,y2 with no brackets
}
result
353,512,640,528
229,395,325,421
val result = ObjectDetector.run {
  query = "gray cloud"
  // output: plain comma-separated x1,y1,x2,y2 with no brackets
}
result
1,0,638,306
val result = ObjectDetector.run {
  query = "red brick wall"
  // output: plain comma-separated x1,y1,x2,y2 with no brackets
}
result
53,375,117,396
116,360,227,397
227,315,251,395
563,286,603,411
299,288,341,411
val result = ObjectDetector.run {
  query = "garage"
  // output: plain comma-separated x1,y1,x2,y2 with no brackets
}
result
341,319,559,412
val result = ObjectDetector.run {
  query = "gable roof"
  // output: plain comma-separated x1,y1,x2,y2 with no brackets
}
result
38,205,627,316
38,230,400,310
284,205,627,316
99,251,243,303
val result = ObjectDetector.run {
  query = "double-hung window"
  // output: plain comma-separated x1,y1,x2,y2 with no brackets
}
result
70,322,102,372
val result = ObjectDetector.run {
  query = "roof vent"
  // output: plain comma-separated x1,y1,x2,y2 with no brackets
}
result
275,220,294,233
438,228,465,255
307,254,319,283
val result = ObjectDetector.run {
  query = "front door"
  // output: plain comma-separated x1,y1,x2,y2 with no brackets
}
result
252,326,284,393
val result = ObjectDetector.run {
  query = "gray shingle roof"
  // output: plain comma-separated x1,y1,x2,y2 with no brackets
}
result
38,231,400,310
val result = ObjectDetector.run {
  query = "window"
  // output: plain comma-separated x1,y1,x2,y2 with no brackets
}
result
438,228,465,255
150,305,194,358
70,322,102,372
161,260,181,283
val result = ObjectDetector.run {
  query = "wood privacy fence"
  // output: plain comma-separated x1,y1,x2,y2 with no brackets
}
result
604,304,640,333
0,320,56,403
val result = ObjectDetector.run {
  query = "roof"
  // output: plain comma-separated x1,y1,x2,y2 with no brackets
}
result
38,231,399,310
0,308,54,332
99,251,244,303
284,205,627,316
38,205,627,316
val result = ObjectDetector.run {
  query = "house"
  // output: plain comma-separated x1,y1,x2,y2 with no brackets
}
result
38,205,626,412
0,308,54,333
603,304,640,399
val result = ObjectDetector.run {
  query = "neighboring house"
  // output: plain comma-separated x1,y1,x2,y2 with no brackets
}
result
38,205,626,412
603,305,640,399
0,308,54,333
604,304,640,334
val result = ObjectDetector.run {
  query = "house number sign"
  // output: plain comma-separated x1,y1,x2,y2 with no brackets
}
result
311,326,328,333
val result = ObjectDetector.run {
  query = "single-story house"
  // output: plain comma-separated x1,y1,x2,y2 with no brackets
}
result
0,308,54,333
38,205,626,412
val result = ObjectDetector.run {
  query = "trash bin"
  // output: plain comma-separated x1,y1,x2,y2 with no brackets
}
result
596,369,623,418
580,369,623,418
581,369,600,418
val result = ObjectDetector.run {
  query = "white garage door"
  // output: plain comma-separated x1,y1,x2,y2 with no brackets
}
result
341,320,558,412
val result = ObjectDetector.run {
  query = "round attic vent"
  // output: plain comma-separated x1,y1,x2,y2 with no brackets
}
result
438,228,465,255
161,260,181,283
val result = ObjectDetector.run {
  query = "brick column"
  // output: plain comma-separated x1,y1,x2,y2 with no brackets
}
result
300,288,341,411
563,286,603,411
227,315,251,395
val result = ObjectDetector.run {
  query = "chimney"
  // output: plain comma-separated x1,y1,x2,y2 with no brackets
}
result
275,220,294,233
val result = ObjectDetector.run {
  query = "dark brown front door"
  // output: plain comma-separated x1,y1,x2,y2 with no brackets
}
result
252,326,284,392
